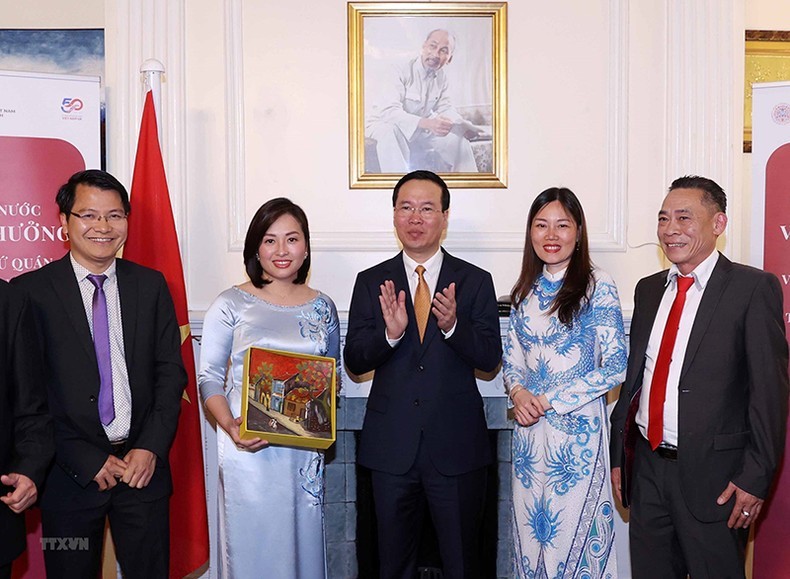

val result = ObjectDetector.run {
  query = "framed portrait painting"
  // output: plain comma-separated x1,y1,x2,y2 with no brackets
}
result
348,2,507,189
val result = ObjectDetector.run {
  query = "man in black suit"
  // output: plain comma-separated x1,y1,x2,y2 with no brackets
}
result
13,170,186,578
610,176,789,578
0,281,53,579
344,170,501,579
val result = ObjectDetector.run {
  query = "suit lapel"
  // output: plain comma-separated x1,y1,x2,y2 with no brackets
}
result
621,272,668,501
50,256,95,360
627,272,667,397
680,254,732,379
116,259,138,365
384,252,410,299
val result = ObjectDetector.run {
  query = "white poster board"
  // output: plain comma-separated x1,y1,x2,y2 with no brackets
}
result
0,70,100,280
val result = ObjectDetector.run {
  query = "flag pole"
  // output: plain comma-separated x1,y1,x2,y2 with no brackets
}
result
131,57,212,579
140,58,164,141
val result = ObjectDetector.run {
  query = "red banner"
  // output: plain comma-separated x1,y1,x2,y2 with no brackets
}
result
0,136,79,280
754,143,790,578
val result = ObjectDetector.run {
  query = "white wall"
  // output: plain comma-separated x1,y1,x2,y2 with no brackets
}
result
181,0,628,314
747,0,790,27
5,0,774,320
177,0,694,318
5,0,788,311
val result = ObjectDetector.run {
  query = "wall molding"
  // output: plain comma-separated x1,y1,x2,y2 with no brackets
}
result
224,0,248,251
105,0,189,268
604,0,629,252
665,0,735,253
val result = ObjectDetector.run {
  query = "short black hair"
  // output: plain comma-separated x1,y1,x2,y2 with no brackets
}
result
56,169,131,216
392,170,450,211
243,198,311,288
669,175,727,214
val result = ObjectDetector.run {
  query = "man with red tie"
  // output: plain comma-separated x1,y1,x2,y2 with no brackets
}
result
610,176,789,578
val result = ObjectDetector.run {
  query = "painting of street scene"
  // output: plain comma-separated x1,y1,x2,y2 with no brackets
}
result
241,347,336,449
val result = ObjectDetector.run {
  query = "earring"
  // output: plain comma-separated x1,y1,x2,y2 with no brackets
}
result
256,254,261,262
304,253,308,258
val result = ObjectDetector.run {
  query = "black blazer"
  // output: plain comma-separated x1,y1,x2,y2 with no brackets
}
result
0,281,53,566
610,254,789,521
12,255,187,510
344,250,502,476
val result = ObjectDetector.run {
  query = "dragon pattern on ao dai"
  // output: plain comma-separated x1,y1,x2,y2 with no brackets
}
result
504,267,627,579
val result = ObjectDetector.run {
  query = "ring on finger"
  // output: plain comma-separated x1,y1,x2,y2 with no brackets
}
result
741,509,750,517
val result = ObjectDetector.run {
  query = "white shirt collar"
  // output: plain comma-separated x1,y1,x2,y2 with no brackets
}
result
70,253,117,282
542,265,567,283
665,250,719,290
403,248,443,279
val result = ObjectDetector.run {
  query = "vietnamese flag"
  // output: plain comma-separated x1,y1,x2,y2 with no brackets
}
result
124,90,209,578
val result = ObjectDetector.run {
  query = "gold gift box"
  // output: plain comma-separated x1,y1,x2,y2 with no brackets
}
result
240,347,336,450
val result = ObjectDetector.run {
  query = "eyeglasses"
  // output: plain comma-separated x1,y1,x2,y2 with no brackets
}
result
395,205,442,219
69,211,128,224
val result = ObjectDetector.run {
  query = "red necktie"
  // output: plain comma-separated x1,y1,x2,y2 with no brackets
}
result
647,275,694,449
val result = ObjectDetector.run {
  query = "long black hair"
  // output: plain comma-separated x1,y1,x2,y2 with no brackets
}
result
510,187,594,325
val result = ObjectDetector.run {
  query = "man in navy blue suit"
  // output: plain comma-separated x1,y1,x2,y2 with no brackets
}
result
345,170,501,579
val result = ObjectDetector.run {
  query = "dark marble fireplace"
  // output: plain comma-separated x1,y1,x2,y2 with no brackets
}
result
323,396,512,578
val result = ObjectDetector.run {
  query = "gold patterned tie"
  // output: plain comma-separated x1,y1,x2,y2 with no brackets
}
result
414,265,430,342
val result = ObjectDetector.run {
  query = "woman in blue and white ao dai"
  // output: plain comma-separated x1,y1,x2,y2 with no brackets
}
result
504,267,627,579
198,288,340,579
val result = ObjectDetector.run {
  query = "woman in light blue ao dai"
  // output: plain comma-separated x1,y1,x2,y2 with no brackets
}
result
199,198,339,578
504,188,627,578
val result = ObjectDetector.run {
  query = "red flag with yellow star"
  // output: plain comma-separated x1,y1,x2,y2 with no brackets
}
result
124,90,209,578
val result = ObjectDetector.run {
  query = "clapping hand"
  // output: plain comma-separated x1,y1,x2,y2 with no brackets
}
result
432,283,457,332
379,280,408,340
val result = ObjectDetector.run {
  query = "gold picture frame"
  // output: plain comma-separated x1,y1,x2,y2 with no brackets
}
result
744,30,790,152
240,347,337,450
348,2,507,188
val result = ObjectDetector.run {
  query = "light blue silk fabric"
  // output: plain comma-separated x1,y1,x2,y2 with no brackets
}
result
199,286,341,579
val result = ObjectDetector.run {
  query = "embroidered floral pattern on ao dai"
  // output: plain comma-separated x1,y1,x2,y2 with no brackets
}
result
504,267,627,579
198,287,341,579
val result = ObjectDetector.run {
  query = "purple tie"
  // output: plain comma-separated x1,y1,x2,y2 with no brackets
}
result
87,274,115,425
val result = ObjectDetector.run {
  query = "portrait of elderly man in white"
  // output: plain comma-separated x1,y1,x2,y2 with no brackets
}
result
365,27,491,174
